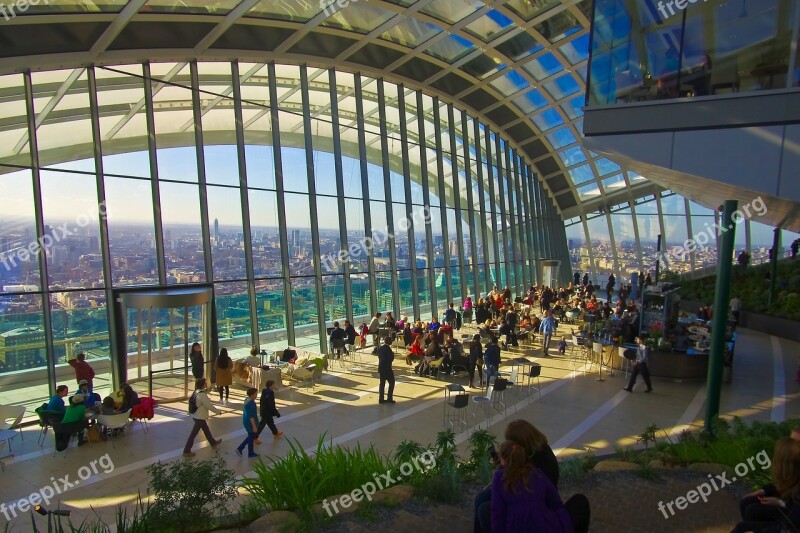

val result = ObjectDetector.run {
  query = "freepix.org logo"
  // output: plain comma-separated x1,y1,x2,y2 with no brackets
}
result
0,0,49,21
319,0,367,17
657,0,707,20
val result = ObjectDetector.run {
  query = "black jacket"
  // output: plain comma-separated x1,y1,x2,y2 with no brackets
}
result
377,344,394,375
259,387,279,418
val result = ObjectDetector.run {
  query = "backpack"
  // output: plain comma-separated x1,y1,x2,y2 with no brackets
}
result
188,391,199,414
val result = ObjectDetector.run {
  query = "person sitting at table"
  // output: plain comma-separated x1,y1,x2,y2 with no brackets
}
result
412,320,424,335
673,328,690,352
101,396,118,415
47,384,70,414
443,303,457,327
55,393,89,449
120,383,141,413
448,338,469,374
406,334,424,366
400,319,412,347
429,316,441,333
419,336,443,377
384,312,399,340
329,321,346,355
77,380,100,413
344,320,358,346
368,312,382,351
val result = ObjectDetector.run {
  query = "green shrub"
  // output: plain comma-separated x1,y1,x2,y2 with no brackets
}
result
145,454,238,532
241,433,394,518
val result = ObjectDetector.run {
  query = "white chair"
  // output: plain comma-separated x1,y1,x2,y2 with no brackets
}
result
97,409,132,449
472,385,495,428
0,405,25,451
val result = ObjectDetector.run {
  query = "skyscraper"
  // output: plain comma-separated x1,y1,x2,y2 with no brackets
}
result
213,218,219,245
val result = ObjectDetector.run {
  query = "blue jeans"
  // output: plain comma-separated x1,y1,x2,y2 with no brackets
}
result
474,486,491,533
237,431,256,456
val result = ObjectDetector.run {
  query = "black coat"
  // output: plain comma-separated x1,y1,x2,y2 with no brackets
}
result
377,344,394,375
259,387,279,418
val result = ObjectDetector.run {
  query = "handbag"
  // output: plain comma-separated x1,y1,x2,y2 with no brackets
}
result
87,425,102,444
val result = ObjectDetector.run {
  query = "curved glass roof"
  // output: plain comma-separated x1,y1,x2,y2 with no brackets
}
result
0,0,662,219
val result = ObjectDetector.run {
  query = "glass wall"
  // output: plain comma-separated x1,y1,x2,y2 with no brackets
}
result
588,0,799,105
0,61,548,410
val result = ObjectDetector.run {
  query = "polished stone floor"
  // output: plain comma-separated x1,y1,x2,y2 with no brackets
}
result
0,324,797,532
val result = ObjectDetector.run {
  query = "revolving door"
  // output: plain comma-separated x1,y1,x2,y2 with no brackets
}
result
115,287,214,403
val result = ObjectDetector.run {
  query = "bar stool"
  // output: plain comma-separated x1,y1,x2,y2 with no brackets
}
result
493,378,508,416
444,384,465,426
473,384,495,428
447,394,470,432
592,342,605,382
527,363,542,401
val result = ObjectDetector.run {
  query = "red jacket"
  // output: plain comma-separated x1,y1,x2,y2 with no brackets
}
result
68,359,95,384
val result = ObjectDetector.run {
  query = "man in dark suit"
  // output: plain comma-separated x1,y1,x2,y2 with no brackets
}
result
377,337,396,405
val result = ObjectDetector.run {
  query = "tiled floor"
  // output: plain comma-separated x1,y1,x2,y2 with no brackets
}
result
0,325,797,532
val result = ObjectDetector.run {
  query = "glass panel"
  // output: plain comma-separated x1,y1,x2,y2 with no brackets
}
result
0,74,28,167
533,9,582,43
660,195,691,274
216,281,252,351
420,0,483,24
585,214,612,281
490,70,531,97
40,170,103,289
523,52,564,81
152,66,199,181
322,3,396,33
504,0,560,21
105,176,159,286
317,192,342,274
345,198,369,274
381,19,442,48
542,73,581,100
322,274,346,325
464,9,514,41
248,0,321,22
561,96,584,119
285,193,313,274
513,89,548,114
208,186,246,281
32,69,95,172
560,34,590,65
290,277,320,350
0,168,40,290
0,294,49,419
14,0,126,14
143,0,239,15
249,189,281,278
160,181,206,283
425,34,477,63
256,281,287,347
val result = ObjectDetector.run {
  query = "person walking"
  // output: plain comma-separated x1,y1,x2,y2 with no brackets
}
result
377,336,396,404
624,336,653,393
539,310,557,357
215,348,233,404
484,335,501,385
254,380,283,444
468,334,484,389
190,342,204,380
68,352,95,390
183,378,222,458
235,387,260,458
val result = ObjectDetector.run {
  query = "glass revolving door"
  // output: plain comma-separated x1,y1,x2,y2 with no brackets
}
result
117,287,213,403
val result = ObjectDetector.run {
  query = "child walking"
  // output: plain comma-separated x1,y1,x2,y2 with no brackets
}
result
558,336,568,355
235,387,259,458
254,380,284,444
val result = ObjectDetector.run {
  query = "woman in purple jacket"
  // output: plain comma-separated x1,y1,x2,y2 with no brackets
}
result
491,440,572,532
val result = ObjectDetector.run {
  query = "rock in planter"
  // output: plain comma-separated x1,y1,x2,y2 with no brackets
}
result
372,485,415,506
594,460,639,472
310,495,360,520
648,459,672,469
247,510,302,532
687,463,729,475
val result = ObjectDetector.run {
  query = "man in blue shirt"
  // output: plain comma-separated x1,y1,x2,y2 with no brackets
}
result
539,310,557,356
47,385,69,413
